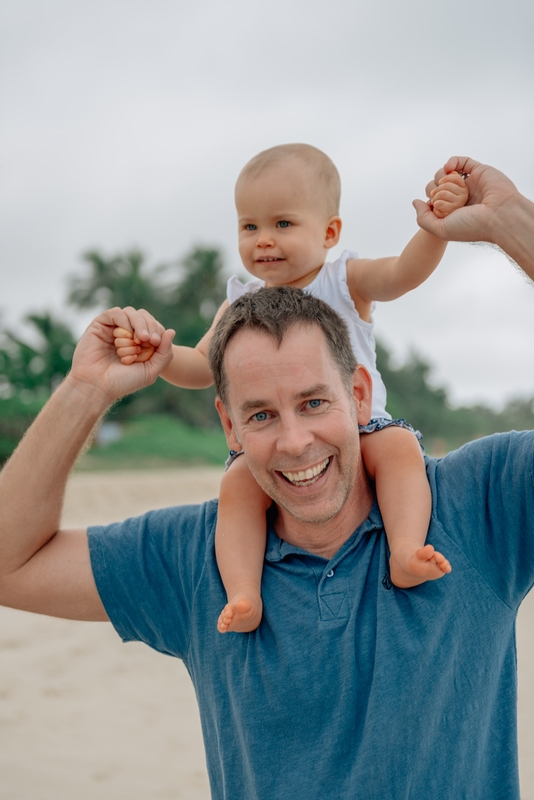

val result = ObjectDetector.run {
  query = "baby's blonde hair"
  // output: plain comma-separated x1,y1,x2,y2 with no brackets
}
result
236,143,341,216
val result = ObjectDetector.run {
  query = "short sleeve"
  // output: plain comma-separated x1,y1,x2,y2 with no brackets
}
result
88,500,218,660
226,274,264,304
428,431,534,610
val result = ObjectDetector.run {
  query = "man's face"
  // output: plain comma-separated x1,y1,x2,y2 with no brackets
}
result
216,324,372,532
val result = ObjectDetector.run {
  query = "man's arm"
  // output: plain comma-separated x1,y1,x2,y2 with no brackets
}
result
414,156,534,278
0,307,174,620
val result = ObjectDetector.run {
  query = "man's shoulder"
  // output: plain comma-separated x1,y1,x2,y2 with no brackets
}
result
425,431,534,609
427,430,534,485
426,429,534,510
88,498,219,574
89,496,218,531
87,499,220,657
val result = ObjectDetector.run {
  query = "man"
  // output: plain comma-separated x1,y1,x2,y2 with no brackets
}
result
0,157,533,799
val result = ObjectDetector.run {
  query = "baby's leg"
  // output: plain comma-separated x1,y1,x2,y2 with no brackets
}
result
216,454,272,633
360,426,451,588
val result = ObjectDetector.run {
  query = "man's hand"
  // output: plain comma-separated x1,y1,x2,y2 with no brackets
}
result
413,157,520,243
68,307,174,404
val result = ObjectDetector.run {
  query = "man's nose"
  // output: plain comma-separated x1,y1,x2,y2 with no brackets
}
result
275,418,315,456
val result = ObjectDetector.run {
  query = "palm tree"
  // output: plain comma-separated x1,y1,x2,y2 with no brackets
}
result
0,312,77,396
68,249,160,314
67,245,227,427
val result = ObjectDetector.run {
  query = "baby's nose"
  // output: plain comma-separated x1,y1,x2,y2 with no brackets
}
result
256,230,275,246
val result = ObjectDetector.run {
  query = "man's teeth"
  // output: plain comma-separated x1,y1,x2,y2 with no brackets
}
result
282,458,330,485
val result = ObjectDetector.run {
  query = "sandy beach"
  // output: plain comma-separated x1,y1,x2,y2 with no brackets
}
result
1,468,533,799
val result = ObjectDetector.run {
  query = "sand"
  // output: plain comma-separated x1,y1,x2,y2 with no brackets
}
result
1,468,533,799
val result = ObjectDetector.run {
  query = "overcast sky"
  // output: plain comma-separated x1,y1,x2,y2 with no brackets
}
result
1,0,533,408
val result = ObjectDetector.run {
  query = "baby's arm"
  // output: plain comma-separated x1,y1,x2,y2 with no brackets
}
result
114,300,230,389
216,454,272,634
346,173,468,318
360,427,451,588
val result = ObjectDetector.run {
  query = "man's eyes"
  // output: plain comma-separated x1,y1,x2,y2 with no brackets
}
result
250,400,323,422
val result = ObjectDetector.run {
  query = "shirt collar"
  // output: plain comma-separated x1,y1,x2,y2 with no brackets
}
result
265,498,383,564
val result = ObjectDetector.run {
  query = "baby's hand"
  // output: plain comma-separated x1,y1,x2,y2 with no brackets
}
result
114,327,155,364
111,306,164,365
429,171,469,219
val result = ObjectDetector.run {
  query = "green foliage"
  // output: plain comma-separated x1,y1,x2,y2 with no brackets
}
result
77,414,228,470
67,245,227,426
68,249,161,314
0,312,76,397
375,341,534,453
0,396,46,462
3,241,534,467
0,245,229,464
67,246,226,336
0,313,77,464
161,248,227,346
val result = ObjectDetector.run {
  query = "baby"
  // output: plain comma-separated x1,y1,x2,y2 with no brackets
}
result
114,144,468,634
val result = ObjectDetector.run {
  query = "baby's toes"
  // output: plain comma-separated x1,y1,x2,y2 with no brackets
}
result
433,552,452,573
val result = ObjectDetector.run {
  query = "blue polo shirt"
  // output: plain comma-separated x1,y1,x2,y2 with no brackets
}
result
88,431,534,800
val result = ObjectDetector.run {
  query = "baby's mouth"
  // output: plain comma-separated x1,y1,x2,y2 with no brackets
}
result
280,458,330,487
256,257,285,263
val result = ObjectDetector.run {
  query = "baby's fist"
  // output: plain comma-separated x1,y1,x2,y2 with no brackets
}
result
113,326,155,365
430,171,469,219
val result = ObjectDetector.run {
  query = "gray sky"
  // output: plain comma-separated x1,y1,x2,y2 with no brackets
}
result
1,0,533,407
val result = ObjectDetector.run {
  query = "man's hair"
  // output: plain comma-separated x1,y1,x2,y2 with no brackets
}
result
208,286,357,408
236,143,342,216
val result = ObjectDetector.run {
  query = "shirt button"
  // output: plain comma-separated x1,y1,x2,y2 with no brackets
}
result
326,569,334,578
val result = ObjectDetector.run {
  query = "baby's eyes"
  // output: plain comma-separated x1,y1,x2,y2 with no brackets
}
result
243,221,290,231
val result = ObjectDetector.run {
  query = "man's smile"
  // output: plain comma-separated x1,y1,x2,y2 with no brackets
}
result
279,457,331,487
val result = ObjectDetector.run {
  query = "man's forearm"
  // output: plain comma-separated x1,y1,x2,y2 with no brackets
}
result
0,376,110,577
492,193,534,279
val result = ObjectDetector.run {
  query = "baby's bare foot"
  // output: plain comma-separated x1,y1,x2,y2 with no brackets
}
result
217,592,263,634
390,543,451,589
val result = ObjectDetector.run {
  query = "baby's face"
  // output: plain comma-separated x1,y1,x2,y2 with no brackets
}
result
235,163,339,288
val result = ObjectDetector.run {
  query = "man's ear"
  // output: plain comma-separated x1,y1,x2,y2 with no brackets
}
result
324,216,342,249
215,397,242,451
351,364,373,425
